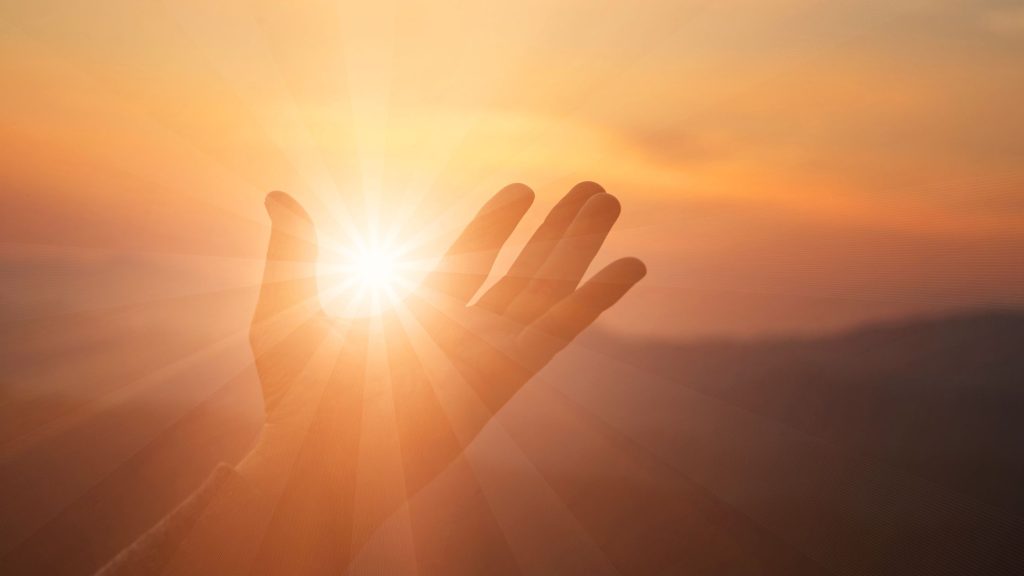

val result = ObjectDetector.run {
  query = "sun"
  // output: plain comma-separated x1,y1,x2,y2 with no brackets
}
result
318,235,418,318
351,246,399,293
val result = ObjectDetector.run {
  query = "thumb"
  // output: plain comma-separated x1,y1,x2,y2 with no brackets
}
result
254,191,321,322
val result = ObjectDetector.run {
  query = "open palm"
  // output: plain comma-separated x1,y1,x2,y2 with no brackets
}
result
242,181,645,570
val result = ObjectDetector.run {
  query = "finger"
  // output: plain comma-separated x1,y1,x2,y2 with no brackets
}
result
517,257,646,365
475,181,604,313
422,183,534,303
504,192,621,325
254,191,321,323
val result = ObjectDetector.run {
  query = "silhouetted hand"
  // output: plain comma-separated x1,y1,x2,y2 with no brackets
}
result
238,182,645,570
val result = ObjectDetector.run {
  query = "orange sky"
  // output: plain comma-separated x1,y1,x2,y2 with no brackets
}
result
1,0,1023,338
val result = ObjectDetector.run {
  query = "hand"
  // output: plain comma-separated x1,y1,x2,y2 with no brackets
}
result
238,181,645,568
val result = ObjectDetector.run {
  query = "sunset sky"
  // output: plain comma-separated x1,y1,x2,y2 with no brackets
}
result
2,0,1023,338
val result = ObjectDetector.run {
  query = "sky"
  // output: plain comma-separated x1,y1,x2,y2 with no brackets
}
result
1,0,1023,339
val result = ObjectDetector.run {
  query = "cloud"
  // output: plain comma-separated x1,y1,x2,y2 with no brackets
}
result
619,126,723,167
981,5,1024,36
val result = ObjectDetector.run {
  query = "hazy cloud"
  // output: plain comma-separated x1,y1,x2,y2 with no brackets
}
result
981,5,1024,36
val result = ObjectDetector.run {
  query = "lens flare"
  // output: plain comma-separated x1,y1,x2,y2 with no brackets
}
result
318,235,417,318
351,246,399,292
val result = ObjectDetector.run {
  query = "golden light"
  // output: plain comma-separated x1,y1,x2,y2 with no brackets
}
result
318,233,420,318
351,247,399,293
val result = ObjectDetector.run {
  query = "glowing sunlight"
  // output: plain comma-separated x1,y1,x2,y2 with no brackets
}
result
318,233,420,317
3,2,1024,574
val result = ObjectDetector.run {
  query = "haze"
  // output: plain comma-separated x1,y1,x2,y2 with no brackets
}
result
1,0,1023,338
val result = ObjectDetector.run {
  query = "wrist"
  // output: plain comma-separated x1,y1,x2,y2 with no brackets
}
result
234,427,294,500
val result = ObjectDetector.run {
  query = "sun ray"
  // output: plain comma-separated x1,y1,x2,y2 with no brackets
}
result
162,1,362,235
0,332,263,557
0,18,303,233
1,287,328,454
345,314,421,573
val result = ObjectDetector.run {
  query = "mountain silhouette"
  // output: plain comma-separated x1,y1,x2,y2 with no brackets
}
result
581,309,1024,515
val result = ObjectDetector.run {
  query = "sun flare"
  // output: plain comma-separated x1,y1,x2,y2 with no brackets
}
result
351,247,400,293
318,236,418,318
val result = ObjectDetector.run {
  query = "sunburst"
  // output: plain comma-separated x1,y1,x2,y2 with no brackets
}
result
318,231,421,318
